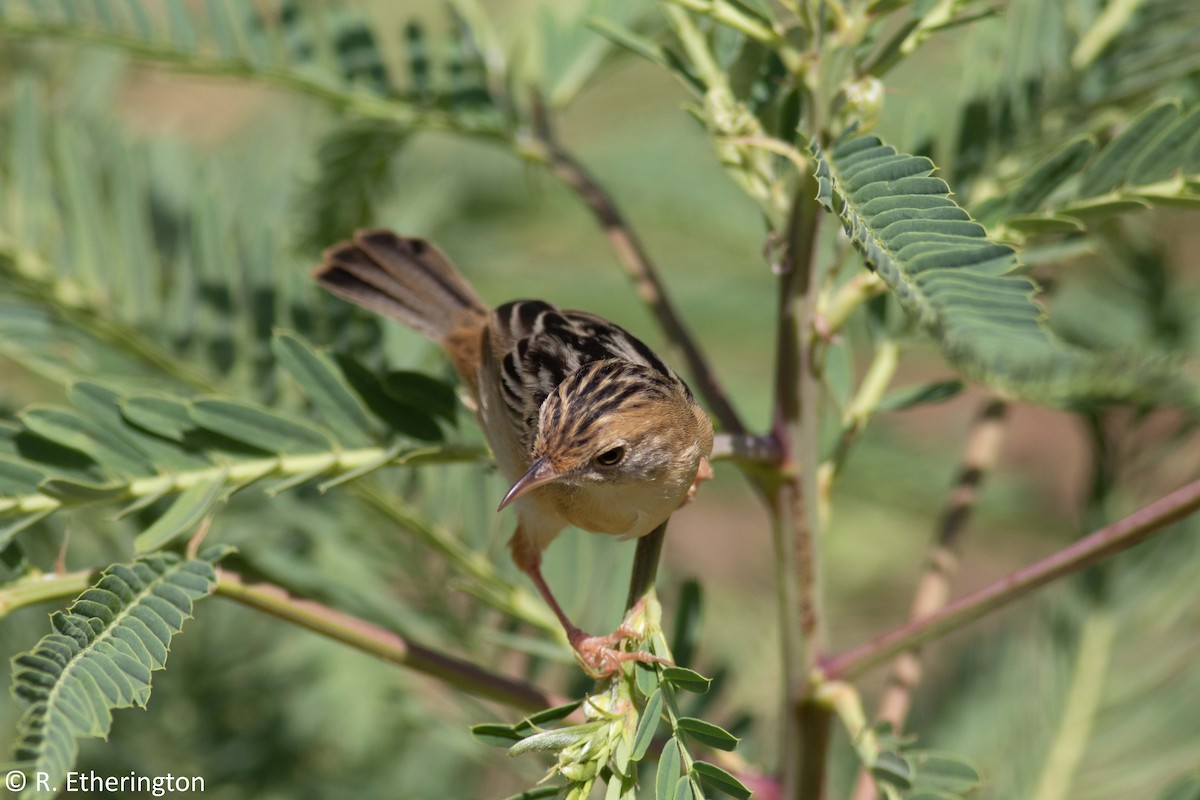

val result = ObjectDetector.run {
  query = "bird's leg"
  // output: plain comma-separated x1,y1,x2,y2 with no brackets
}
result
511,535,667,678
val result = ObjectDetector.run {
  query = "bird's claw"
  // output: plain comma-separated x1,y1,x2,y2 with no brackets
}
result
569,631,669,678
567,602,671,678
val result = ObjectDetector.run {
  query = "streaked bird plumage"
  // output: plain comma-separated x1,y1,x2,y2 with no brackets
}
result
314,229,713,675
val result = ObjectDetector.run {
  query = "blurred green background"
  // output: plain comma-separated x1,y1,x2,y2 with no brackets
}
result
0,1,1198,799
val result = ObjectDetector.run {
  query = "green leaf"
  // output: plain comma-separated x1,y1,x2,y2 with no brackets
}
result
0,457,46,496
19,406,153,477
662,666,713,694
120,395,196,442
39,478,125,503
871,750,913,789
692,761,752,799
9,548,228,798
0,509,55,550
1004,136,1096,216
876,379,964,412
335,355,446,442
189,398,333,454
382,370,459,424
1077,100,1181,197
588,17,668,67
673,775,696,800
502,788,564,800
272,331,377,446
676,717,740,751
297,121,407,253
69,383,210,472
632,688,664,761
908,751,982,792
657,737,682,800
1130,104,1200,184
635,661,661,699
814,133,1195,408
1002,214,1086,235
507,721,605,756
470,723,525,748
133,471,228,553
513,699,585,734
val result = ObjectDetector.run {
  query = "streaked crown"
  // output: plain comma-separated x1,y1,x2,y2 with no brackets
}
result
531,359,697,481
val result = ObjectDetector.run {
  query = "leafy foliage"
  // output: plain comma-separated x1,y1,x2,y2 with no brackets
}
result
473,594,750,800
0,1,1197,799
9,548,228,798
0,332,467,554
978,98,1200,238
814,132,1195,408
0,0,505,127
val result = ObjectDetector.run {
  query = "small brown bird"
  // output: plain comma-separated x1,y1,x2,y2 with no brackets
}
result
314,230,713,675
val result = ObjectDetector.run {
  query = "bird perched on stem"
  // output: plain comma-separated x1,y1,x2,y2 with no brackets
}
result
314,229,713,676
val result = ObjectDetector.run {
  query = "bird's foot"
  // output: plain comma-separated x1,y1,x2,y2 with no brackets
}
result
567,601,671,678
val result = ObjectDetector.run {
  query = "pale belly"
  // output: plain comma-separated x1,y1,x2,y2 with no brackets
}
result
560,479,687,539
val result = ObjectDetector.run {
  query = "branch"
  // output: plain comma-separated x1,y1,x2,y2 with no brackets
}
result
824,476,1200,680
215,570,565,712
523,101,746,437
773,176,828,800
626,521,668,610
876,397,1008,725
850,397,1009,800
0,564,563,712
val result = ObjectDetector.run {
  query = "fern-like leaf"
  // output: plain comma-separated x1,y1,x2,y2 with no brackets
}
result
980,98,1200,236
813,133,1195,408
297,121,408,253
0,1,507,133
0,332,477,551
8,547,230,798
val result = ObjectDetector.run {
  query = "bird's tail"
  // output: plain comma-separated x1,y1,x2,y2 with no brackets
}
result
314,228,488,344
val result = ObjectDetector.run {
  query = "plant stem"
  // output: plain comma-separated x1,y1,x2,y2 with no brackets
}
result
523,108,746,438
823,476,1200,680
772,176,828,800
710,432,783,465
0,569,94,617
215,570,564,712
1030,609,1116,800
664,0,782,44
626,522,668,610
849,397,1008,800
875,397,1008,722
0,565,563,712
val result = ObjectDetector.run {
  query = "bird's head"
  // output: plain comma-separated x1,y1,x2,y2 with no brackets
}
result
498,359,712,511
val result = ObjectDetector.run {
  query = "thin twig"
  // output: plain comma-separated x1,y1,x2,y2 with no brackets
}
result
626,522,669,610
525,99,746,437
216,570,564,712
877,398,1008,722
823,476,1200,680
850,397,1008,800
710,431,783,465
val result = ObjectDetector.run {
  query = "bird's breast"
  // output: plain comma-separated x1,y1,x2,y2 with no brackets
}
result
554,478,688,539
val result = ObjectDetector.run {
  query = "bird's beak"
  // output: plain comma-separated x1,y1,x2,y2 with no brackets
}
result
498,458,560,511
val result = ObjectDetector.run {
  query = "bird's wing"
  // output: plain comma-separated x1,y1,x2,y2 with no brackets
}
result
486,301,679,450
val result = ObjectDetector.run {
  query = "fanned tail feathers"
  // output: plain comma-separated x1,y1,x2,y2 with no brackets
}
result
314,228,487,343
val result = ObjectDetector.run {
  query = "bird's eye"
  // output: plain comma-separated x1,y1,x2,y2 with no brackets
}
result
594,447,626,467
